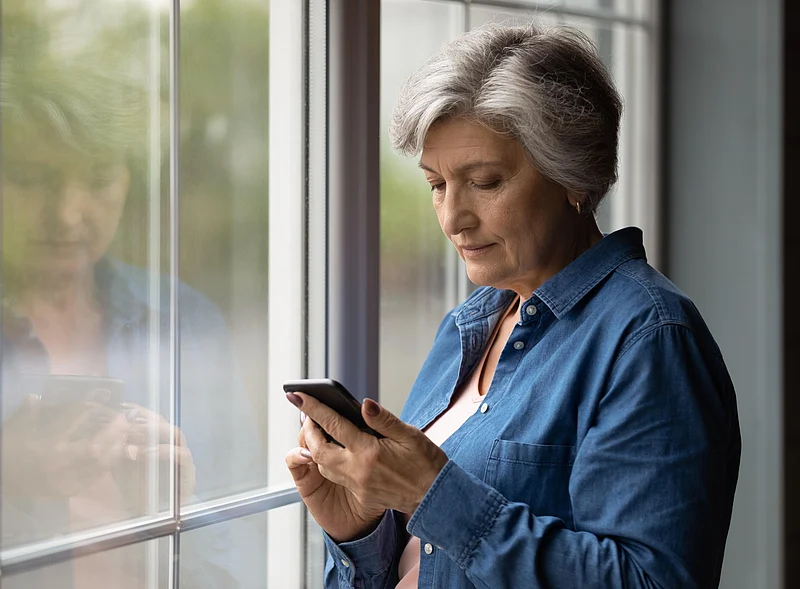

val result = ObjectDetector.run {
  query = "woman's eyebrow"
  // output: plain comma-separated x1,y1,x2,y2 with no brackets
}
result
418,160,505,175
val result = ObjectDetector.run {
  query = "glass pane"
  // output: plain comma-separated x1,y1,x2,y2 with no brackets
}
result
380,0,464,417
181,505,304,588
3,537,170,589
565,0,634,16
469,4,561,28
471,0,560,11
1,0,172,549
178,0,270,506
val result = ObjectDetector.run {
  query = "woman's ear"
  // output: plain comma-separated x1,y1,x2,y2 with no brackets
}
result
566,191,586,209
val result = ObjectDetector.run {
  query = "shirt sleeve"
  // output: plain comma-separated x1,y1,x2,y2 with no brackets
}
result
322,510,405,589
406,323,741,589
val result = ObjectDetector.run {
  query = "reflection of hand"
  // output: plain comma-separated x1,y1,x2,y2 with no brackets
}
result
1,394,113,502
285,393,448,543
92,404,196,514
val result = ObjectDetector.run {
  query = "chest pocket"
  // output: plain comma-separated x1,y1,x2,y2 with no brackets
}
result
484,439,576,529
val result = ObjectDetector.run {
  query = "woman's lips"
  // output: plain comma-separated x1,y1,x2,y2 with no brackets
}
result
460,244,494,259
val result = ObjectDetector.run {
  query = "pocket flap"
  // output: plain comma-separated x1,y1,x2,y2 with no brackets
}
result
489,439,576,466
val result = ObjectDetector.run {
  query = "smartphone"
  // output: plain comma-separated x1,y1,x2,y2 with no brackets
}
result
283,378,383,446
23,374,125,409
22,374,125,438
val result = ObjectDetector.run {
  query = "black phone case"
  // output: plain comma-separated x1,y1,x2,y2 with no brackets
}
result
283,378,383,445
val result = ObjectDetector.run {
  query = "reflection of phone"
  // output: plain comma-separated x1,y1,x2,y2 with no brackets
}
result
22,374,125,439
23,374,125,409
283,378,383,446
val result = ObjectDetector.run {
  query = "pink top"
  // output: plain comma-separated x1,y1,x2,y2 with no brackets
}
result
395,299,519,588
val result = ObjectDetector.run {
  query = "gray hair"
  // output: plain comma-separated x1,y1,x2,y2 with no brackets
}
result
389,23,623,213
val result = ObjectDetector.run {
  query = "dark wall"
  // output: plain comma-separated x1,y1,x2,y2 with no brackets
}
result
667,0,784,586
785,1,798,584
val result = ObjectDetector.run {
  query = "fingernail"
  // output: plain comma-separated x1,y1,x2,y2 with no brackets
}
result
134,416,149,425
364,398,380,417
125,445,139,461
300,448,313,460
285,392,303,409
300,412,306,424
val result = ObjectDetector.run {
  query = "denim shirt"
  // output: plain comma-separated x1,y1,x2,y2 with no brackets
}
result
1,260,266,589
323,228,741,589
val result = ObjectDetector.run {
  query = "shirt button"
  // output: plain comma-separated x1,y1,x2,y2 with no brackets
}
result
526,305,537,316
424,543,434,555
340,559,350,568
480,402,489,414
513,341,525,350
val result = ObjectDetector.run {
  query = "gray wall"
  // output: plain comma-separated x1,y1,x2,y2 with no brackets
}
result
666,1,784,588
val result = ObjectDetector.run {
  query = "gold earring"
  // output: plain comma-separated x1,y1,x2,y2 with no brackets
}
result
576,201,582,215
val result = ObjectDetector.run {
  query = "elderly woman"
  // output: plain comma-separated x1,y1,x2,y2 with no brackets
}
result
286,23,740,589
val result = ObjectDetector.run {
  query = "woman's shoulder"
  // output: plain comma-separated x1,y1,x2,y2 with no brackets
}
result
599,258,727,365
98,259,226,328
608,258,705,328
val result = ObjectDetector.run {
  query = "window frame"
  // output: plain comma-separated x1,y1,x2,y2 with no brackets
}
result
0,0,661,585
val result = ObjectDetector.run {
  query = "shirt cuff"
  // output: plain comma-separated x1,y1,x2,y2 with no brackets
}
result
322,510,400,582
406,460,507,569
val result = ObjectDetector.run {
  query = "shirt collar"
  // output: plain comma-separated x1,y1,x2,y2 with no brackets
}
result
457,227,647,323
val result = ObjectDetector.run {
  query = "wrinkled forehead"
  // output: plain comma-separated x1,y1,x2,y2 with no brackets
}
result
419,118,527,170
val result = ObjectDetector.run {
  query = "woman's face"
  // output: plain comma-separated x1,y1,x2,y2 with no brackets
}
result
420,118,578,296
2,130,130,284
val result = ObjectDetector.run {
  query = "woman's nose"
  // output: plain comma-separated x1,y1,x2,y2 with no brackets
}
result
50,181,91,227
439,186,478,237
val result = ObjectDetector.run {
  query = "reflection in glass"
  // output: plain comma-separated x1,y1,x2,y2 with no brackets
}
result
1,0,173,550
177,0,269,504
0,7,269,586
380,0,464,416
3,537,170,589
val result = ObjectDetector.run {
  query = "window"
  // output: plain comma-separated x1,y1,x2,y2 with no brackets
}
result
379,0,661,414
1,0,659,586
1,0,304,586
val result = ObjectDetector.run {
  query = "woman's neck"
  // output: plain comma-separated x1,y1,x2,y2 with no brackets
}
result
510,217,604,301
9,269,101,321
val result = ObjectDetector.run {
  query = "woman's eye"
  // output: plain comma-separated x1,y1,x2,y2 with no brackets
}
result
5,164,52,187
430,182,445,192
474,180,500,190
90,174,117,190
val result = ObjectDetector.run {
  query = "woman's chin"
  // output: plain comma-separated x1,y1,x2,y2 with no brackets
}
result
24,256,94,285
465,265,502,289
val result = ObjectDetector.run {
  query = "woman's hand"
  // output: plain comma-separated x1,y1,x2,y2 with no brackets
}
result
285,392,448,542
1,395,111,501
91,404,196,513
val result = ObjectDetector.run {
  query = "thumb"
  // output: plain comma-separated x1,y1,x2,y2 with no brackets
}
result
362,399,409,439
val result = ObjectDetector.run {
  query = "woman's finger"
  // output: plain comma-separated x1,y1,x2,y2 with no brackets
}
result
286,447,315,469
302,414,334,457
121,404,186,445
290,393,362,449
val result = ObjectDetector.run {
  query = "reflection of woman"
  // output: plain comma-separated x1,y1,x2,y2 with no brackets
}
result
287,24,741,589
1,12,262,589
